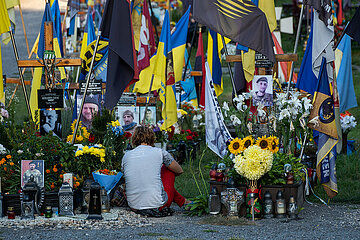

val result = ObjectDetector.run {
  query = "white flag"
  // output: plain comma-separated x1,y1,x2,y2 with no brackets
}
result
205,62,232,158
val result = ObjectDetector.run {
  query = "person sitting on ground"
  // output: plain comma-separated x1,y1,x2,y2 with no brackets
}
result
121,125,191,217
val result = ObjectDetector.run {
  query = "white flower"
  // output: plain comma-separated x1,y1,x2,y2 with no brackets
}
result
17,149,24,154
257,104,266,117
35,153,44,157
0,144,6,154
196,114,203,120
223,102,230,111
340,115,357,131
242,92,251,100
233,95,245,103
279,109,291,121
302,97,312,112
230,115,242,126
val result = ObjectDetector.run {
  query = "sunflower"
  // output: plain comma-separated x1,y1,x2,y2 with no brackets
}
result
228,138,243,155
256,136,270,150
242,136,254,149
268,135,279,153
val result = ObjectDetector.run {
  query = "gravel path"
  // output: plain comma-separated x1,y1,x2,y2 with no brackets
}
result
0,203,360,240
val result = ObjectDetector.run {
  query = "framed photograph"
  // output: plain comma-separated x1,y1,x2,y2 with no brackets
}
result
21,160,44,188
76,93,102,130
139,106,156,125
115,106,140,133
251,75,273,107
40,110,62,139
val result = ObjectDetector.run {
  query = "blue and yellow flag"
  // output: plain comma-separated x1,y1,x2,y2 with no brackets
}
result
156,11,177,130
207,30,229,96
0,0,10,104
133,6,191,94
50,0,64,56
308,58,338,198
335,34,358,113
170,6,190,83
80,7,96,60
29,3,65,119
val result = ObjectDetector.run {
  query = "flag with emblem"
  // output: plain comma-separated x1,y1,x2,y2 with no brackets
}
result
308,58,338,198
193,0,275,62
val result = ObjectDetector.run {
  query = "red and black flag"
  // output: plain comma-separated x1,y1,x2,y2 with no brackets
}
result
193,0,275,62
100,0,138,109
194,30,206,109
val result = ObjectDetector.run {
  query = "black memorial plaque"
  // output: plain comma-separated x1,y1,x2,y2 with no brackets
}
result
38,89,64,109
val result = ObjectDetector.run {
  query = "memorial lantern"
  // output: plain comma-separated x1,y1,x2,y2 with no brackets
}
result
208,187,221,215
275,190,286,218
58,182,74,216
263,191,274,218
87,182,102,220
20,175,44,219
287,195,298,219
100,186,110,213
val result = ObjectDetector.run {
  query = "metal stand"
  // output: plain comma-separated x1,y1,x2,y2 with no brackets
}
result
221,36,237,98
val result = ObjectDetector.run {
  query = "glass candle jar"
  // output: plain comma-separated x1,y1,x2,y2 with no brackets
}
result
45,206,53,218
7,207,15,219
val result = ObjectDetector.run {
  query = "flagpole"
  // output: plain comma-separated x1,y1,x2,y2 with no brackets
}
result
221,36,237,98
9,27,32,120
181,22,198,82
71,32,102,144
286,3,305,96
141,74,155,124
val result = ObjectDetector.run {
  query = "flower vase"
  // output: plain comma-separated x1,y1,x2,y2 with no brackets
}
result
246,180,262,220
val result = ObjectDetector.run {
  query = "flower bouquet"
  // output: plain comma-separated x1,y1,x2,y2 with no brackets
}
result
74,145,106,176
93,169,123,194
340,111,357,133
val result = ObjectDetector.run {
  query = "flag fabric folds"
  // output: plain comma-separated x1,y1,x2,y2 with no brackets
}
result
100,0,137,109
50,0,64,56
0,0,10,34
171,7,190,84
308,58,338,139
137,0,155,72
133,6,190,94
308,58,338,198
2,0,19,44
193,0,275,62
194,28,205,108
80,7,96,60
157,11,177,130
207,30,229,96
131,0,142,51
180,50,198,107
335,34,358,113
344,6,360,44
296,10,334,95
0,0,9,103
205,61,232,158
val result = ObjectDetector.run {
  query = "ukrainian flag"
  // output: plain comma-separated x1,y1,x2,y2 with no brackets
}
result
0,0,10,103
29,3,65,120
80,7,96,60
158,11,177,130
170,6,190,83
207,30,230,96
133,7,191,93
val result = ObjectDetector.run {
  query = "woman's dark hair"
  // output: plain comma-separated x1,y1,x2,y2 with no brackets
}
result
131,125,155,147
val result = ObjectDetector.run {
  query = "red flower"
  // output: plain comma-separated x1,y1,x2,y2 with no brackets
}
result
35,132,41,137
180,130,185,134
125,132,132,139
193,131,199,137
186,129,192,134
88,133,95,143
186,135,193,141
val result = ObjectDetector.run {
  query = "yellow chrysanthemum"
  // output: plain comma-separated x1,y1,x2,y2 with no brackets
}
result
268,135,279,153
256,136,271,150
232,145,273,180
242,136,254,149
228,138,243,155
177,109,188,116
